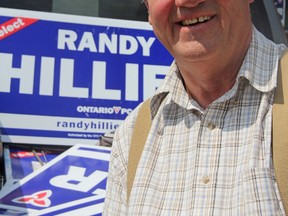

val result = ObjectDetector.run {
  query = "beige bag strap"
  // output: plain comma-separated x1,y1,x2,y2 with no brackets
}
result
273,50,288,214
127,99,151,201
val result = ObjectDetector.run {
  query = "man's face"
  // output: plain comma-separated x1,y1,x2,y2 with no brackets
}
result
146,0,254,63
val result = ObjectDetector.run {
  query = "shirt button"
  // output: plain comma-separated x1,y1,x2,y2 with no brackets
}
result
201,176,210,184
207,123,216,130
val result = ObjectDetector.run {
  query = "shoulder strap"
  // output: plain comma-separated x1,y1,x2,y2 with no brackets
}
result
127,99,151,201
273,49,288,214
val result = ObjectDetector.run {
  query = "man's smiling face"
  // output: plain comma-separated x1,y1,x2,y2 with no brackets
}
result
146,0,254,63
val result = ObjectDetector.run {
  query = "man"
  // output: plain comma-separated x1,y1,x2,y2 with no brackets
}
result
103,0,287,215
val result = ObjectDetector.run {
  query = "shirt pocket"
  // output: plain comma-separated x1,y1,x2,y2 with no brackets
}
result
240,168,284,216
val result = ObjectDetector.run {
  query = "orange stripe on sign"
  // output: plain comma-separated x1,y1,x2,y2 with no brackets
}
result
0,17,39,40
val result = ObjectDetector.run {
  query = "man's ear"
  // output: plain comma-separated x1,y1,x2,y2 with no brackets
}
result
143,0,149,9
143,0,151,25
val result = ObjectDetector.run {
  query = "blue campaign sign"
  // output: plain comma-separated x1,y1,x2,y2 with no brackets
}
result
0,7,173,145
0,144,111,215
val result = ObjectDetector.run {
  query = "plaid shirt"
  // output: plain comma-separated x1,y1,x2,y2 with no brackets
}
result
103,27,287,215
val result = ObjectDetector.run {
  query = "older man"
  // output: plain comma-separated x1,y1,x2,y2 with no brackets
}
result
103,0,287,215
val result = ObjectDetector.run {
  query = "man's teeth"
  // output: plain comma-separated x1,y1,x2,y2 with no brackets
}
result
181,16,211,26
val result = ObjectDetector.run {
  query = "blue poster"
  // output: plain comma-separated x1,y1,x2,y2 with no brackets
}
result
0,144,111,215
0,7,173,145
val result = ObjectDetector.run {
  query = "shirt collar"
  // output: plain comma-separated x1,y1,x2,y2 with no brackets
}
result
238,26,286,93
150,62,189,118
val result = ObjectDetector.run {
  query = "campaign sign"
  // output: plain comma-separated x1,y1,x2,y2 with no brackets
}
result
0,144,111,215
0,7,173,145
